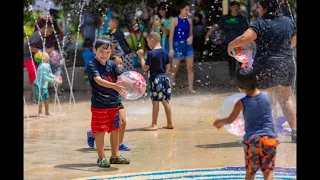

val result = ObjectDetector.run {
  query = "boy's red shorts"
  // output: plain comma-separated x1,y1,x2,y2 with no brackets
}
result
91,107,120,133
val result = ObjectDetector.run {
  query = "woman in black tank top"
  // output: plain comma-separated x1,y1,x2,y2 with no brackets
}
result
227,0,297,143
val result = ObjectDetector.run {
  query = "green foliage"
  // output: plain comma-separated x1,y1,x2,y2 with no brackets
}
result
24,10,42,26
287,0,296,16
53,0,141,16
288,0,296,9
52,0,144,26
24,0,35,8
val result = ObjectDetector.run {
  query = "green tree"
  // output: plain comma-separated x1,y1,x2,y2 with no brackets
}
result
24,0,37,25
52,0,142,18
24,0,41,38
287,0,296,17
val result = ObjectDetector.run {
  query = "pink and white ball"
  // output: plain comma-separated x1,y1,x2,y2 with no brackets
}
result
118,71,146,100
232,42,256,68
219,93,246,136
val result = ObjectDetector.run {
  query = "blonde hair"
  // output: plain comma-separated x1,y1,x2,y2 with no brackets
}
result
42,52,50,62
147,32,161,42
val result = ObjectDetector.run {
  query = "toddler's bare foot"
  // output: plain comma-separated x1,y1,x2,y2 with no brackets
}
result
143,126,158,131
162,125,174,129
189,89,196,94
45,112,54,116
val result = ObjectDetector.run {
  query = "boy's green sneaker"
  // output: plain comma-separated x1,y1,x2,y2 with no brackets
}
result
109,155,130,164
97,157,110,168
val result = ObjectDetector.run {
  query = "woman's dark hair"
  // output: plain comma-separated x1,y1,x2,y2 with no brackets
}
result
258,0,281,18
173,2,191,16
40,21,54,30
235,68,258,91
179,2,191,11
157,2,173,18
94,37,111,50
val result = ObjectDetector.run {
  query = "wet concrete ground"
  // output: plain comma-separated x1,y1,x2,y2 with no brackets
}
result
24,87,296,180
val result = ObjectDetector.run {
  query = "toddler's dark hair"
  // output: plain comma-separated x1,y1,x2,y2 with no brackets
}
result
235,68,258,90
110,54,123,61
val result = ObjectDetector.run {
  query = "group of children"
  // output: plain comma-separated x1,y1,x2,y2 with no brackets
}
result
29,26,281,178
81,31,279,180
